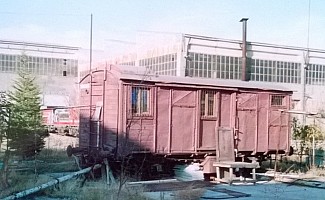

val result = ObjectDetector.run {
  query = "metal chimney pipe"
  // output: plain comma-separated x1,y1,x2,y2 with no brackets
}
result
240,18,249,81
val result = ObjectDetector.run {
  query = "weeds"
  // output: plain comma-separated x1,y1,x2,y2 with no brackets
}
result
0,172,52,198
261,158,310,173
173,188,205,200
0,149,77,198
46,179,152,200
307,167,325,176
37,148,72,163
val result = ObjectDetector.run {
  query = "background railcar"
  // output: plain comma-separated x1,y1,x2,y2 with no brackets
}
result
42,107,79,136
71,65,292,178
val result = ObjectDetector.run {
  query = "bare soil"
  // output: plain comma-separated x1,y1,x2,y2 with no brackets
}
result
44,133,78,150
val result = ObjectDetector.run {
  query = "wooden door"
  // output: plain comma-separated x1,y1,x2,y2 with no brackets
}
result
170,89,196,152
171,106,195,152
237,93,257,152
268,109,289,151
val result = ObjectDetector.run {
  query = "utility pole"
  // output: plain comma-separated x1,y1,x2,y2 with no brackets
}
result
303,0,311,126
302,55,308,126
90,14,93,74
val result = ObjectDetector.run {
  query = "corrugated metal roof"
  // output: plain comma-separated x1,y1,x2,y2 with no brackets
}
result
113,65,292,92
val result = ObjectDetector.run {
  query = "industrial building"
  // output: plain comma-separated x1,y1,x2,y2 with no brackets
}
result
0,40,80,128
112,23,325,125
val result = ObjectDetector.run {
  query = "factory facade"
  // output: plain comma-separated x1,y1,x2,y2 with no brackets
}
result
0,40,79,107
114,33,325,124
0,40,80,129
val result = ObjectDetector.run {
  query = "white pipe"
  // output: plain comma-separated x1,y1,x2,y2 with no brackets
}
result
127,179,178,185
278,109,317,116
3,164,101,200
96,121,100,148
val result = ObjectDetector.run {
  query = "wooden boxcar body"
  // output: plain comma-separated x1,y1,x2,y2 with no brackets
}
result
75,65,292,176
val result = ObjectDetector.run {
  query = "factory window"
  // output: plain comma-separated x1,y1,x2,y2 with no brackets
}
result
187,52,241,80
306,63,325,85
139,53,177,76
131,86,151,116
201,90,216,117
271,95,285,106
251,59,301,84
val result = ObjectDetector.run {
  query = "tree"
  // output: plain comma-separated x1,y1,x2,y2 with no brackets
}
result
7,70,48,158
0,91,8,150
1,54,50,188
0,90,11,188
292,117,324,167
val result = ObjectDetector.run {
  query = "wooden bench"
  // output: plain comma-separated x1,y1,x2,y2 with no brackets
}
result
213,161,259,184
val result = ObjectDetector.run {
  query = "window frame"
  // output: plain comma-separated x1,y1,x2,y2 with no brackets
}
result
130,85,152,117
270,94,286,107
200,90,216,118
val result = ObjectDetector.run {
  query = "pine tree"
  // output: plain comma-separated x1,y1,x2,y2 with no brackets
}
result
0,92,8,149
0,87,11,189
7,70,48,158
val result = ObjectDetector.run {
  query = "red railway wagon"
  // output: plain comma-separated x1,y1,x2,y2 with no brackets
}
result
42,107,79,136
70,65,292,178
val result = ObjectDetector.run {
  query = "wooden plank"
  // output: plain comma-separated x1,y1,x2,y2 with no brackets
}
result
216,127,234,162
168,89,172,153
213,161,259,168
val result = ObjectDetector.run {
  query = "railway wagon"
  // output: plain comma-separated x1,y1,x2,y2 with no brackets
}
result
72,64,292,178
42,107,79,136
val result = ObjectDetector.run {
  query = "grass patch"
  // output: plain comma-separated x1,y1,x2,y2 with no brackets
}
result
307,167,325,176
261,159,310,173
172,185,206,200
45,180,152,200
33,149,78,173
0,172,52,198
37,148,71,163
0,148,78,198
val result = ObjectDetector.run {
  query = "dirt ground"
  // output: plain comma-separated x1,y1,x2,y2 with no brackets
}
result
44,133,79,150
0,133,78,152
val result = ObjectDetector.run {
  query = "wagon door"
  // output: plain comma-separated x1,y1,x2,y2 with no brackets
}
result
237,93,258,152
199,90,217,150
268,95,290,152
156,88,196,153
171,89,196,152
216,92,235,161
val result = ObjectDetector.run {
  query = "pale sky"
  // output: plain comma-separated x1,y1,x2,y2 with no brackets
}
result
0,0,324,57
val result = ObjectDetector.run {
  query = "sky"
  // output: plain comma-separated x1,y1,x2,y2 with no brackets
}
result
0,0,324,59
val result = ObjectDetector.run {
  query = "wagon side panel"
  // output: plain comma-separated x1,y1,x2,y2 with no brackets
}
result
79,75,91,149
170,89,196,153
237,93,257,152
219,92,231,127
126,118,154,151
120,84,155,153
199,120,217,149
268,94,290,152
102,85,119,152
156,87,170,153
257,93,269,153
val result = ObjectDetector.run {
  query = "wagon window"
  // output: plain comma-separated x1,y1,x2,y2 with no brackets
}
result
131,86,150,115
271,95,285,106
201,90,216,117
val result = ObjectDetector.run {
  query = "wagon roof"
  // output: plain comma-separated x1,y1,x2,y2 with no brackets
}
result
109,65,293,93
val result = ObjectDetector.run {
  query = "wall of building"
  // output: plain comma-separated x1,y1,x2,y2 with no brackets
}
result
112,34,325,126
0,40,79,108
